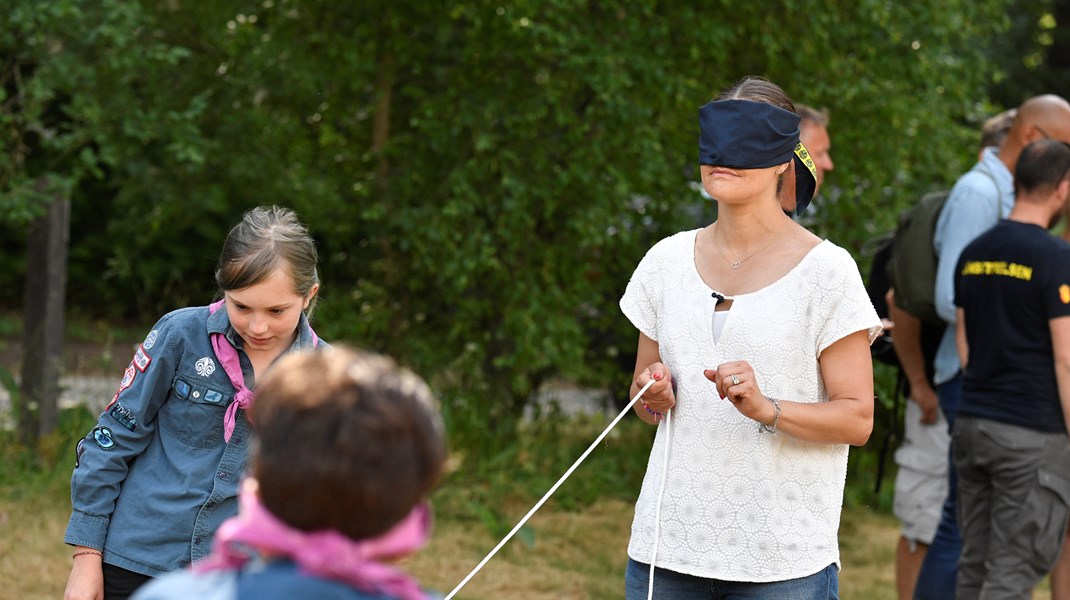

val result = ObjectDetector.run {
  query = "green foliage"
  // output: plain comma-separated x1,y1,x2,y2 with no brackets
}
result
793,0,1012,257
0,406,94,499
435,413,656,531
0,0,203,203
0,365,18,414
0,0,208,314
0,0,1047,453
0,317,19,338
845,361,902,513
988,0,1069,105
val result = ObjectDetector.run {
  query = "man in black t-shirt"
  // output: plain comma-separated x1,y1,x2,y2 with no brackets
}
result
952,139,1070,599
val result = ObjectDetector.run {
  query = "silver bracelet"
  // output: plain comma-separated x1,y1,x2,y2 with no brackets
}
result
758,396,781,434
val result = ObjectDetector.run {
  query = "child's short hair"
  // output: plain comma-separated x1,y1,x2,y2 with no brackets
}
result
250,346,447,540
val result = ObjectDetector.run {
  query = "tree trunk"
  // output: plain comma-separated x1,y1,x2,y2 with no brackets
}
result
20,186,70,444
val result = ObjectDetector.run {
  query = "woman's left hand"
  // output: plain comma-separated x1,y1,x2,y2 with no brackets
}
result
704,361,776,426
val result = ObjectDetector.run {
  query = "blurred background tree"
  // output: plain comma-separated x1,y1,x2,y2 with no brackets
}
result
2,0,1068,451
1,0,206,440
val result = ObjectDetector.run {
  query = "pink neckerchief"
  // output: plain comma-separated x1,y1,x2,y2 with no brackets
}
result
208,299,319,442
195,480,431,600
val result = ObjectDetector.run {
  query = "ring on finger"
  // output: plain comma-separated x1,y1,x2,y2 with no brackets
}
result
730,374,740,386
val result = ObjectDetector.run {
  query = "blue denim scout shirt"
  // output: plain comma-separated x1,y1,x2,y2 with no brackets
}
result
132,560,446,600
65,304,322,576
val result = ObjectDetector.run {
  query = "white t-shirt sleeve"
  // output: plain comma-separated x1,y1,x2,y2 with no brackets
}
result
620,243,665,342
815,246,883,355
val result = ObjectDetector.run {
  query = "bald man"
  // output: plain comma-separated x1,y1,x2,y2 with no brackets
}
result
914,93,1070,600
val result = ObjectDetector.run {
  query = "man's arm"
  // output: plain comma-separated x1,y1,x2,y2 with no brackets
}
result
956,308,969,370
1050,316,1070,435
887,288,938,424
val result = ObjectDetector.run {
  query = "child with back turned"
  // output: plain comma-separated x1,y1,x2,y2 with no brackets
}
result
132,346,448,600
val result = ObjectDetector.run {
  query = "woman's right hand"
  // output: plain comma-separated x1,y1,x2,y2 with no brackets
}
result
64,548,104,600
633,362,675,414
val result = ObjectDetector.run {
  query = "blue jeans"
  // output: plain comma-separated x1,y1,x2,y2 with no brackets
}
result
913,373,963,600
625,558,839,599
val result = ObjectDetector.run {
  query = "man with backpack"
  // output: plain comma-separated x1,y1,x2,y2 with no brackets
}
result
913,94,1070,600
889,109,1016,600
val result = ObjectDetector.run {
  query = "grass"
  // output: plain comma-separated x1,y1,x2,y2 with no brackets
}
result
3,408,912,600
0,483,73,599
838,505,900,600
3,482,904,600
0,313,917,598
411,498,905,600
0,392,1055,600
1,411,90,600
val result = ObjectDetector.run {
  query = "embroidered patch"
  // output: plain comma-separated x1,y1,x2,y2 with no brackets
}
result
1061,284,1070,304
116,365,136,397
173,378,191,399
75,438,86,467
195,356,216,377
107,402,137,431
133,344,151,372
92,426,115,450
203,389,227,405
143,329,159,350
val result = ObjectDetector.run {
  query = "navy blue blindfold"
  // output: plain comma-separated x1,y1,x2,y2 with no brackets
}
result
698,99,818,215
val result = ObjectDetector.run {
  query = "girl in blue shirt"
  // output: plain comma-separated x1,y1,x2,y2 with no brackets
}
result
64,206,325,600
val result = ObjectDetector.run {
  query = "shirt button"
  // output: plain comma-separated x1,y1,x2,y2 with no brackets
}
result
193,537,202,545
231,437,241,444
192,391,201,398
218,472,228,480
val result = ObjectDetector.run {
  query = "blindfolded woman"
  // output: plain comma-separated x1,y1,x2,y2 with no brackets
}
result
620,76,882,599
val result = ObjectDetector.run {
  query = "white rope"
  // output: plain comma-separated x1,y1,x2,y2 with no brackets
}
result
647,408,671,600
443,379,657,600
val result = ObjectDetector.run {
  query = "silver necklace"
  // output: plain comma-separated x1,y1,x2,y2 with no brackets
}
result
712,219,789,269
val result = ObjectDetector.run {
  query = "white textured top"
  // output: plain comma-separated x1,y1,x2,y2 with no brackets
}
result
620,229,881,582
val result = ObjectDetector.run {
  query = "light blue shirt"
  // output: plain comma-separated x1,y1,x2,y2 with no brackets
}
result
931,148,1015,384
